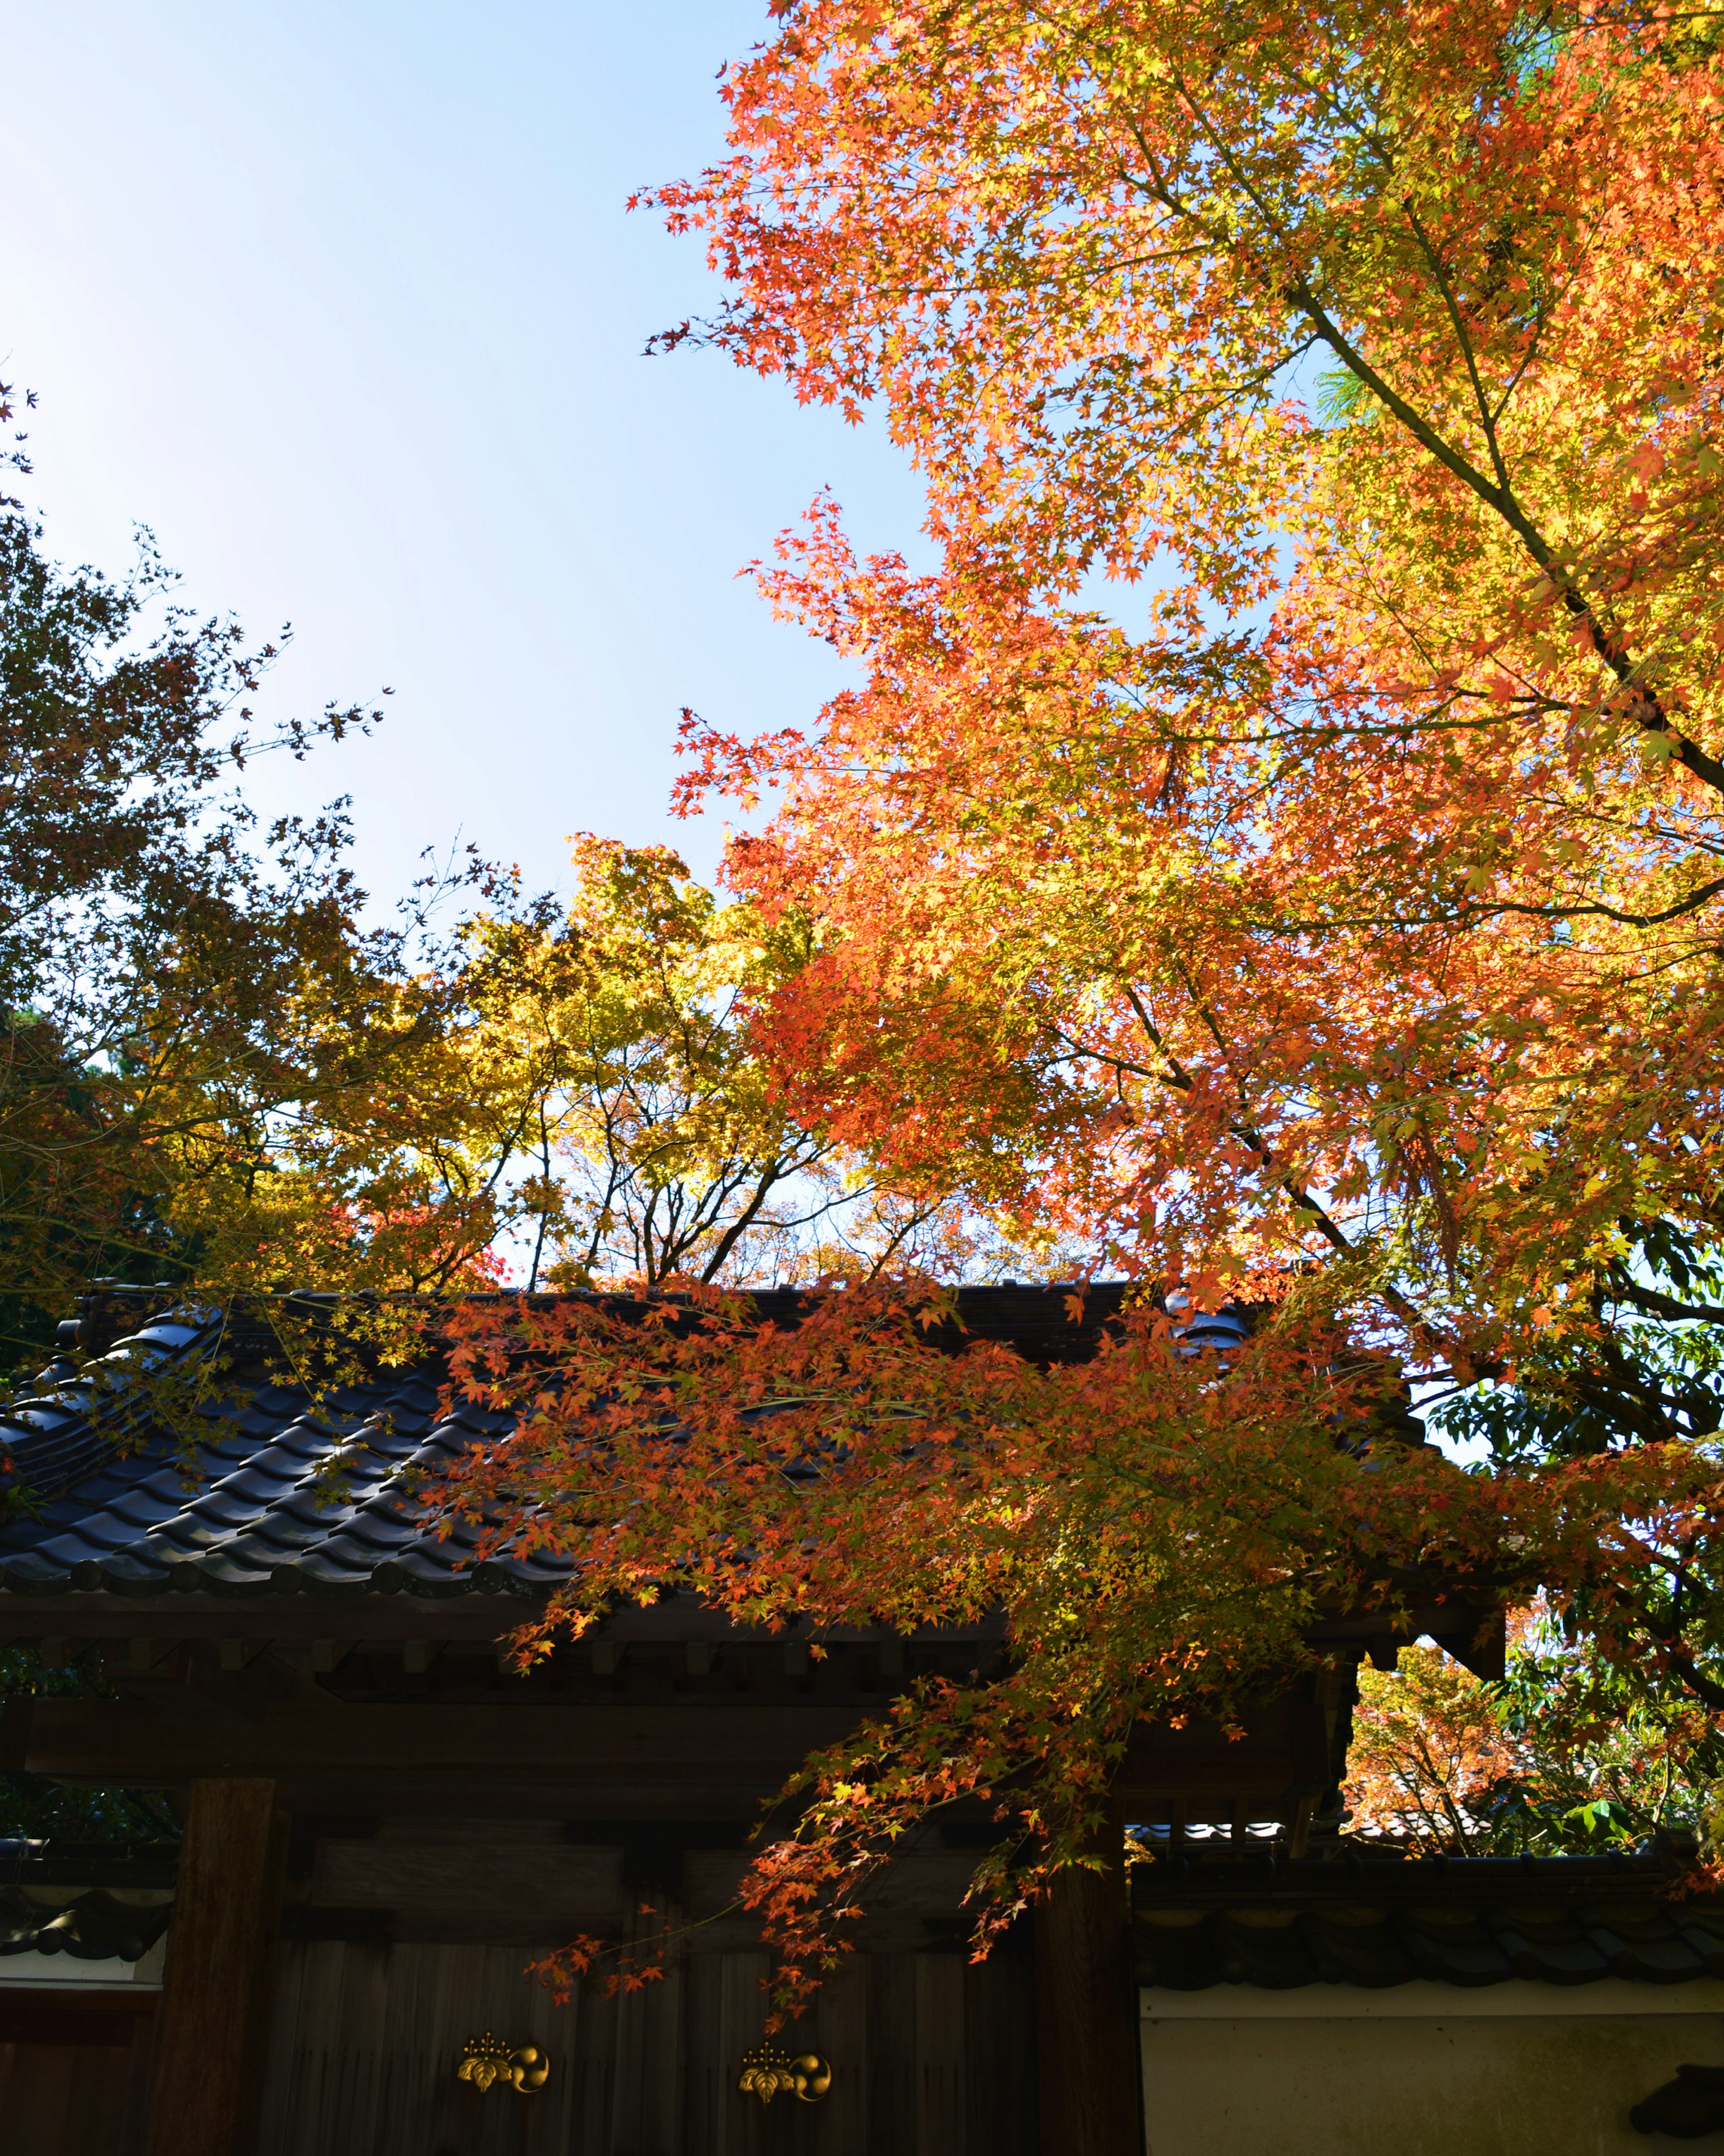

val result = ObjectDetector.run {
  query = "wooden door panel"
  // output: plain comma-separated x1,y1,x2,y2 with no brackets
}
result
0,1992,156,2156
256,1939,1038,2155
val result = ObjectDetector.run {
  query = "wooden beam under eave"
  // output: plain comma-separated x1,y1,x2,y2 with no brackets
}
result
1035,1807,1142,2156
26,1697,878,1784
145,1776,287,2156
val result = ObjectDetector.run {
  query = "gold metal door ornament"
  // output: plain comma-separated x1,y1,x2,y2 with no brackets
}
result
456,2032,552,2094
738,2044,832,2106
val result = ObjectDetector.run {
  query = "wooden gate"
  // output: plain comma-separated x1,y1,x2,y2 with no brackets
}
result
255,1938,1036,2156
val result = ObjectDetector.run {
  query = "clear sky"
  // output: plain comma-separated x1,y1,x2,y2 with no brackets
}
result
0,0,927,906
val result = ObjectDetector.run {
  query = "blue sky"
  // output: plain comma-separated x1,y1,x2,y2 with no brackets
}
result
0,0,927,906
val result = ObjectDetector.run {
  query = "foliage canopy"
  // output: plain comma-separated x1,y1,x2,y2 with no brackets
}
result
429,0,1724,2010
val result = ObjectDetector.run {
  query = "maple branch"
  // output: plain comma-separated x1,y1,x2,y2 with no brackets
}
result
1638,1626,1724,1715
1117,984,1359,1262
697,1155,804,1283
1270,872,1724,936
1457,879,1724,930
859,1199,947,1279
1279,276,1724,799
1139,64,1706,800
1397,198,1513,503
526,1102,554,1296
1606,1274,1724,1327
1109,980,1469,1362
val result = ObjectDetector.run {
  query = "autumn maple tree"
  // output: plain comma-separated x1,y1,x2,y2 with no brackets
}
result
11,0,1724,1996
419,0,1724,2007
1345,1613,1715,1855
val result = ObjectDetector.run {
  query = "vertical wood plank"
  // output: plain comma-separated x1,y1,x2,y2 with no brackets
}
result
571,1968,618,2156
682,1953,725,2156
510,1942,581,2156
342,1942,390,2154
609,1914,649,2155
865,1955,916,2156
811,1956,867,2156
260,1940,391,2156
915,1956,966,2156
253,1939,307,2156
121,2007,161,2156
719,1953,772,2156
370,1941,422,2156
376,1942,442,2156
965,1947,1038,2156
145,1777,286,2156
634,1934,686,2156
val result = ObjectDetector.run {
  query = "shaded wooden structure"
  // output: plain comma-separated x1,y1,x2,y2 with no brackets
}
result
0,1286,1500,2155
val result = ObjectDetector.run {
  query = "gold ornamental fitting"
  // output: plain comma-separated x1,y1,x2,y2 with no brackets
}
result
456,2032,551,2094
738,2044,832,2106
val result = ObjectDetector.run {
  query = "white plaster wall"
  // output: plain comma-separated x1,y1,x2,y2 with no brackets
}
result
0,1935,166,1987
1140,1994,1724,2156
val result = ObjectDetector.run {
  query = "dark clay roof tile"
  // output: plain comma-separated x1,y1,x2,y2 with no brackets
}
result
203,1464,303,1506
1487,1912,1612,1985
1214,1914,1315,1989
185,1488,277,1531
1299,1911,1416,1988
1586,1919,1707,1983
102,1487,200,1532
94,1550,177,1593
1394,1912,1513,1987
371,1547,479,1597
31,1527,126,1573
190,1552,279,1595
44,1511,146,1556
2,1549,79,1592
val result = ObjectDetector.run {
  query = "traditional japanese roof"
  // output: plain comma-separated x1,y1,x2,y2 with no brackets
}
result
0,1283,1139,1607
0,1299,540,1604
0,1840,176,1964
1133,1848,1724,1990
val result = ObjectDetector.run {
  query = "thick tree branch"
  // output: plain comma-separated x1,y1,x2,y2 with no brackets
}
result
1608,1273,1724,1327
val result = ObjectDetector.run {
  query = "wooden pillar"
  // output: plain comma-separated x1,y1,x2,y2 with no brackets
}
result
146,1777,286,2156
1034,1814,1141,2156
